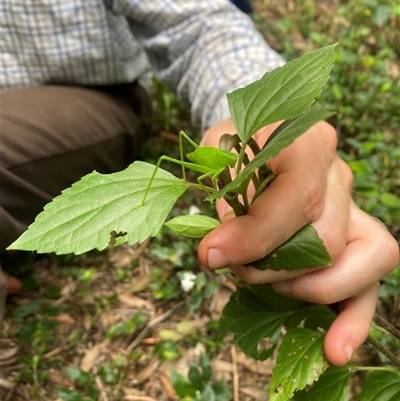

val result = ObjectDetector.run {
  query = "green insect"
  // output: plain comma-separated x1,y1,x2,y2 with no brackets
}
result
141,130,237,204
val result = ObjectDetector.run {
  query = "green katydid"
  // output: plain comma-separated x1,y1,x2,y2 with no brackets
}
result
141,130,238,205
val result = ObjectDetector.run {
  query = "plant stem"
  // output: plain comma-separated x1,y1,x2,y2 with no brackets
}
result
366,335,400,369
351,365,400,373
252,174,276,204
374,313,400,340
224,195,245,216
188,183,216,193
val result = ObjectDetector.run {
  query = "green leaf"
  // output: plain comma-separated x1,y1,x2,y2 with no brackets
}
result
64,366,92,386
14,299,42,318
197,385,216,401
248,284,312,329
170,370,196,398
219,287,288,360
164,215,220,238
56,388,87,401
249,284,310,313
189,366,204,391
207,105,334,201
212,381,231,401
199,353,213,382
292,365,354,401
248,224,332,271
270,328,328,401
303,304,336,332
380,192,400,209
360,370,400,401
228,44,336,141
8,161,189,254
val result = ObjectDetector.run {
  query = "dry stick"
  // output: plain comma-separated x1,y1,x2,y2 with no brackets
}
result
95,376,109,401
0,269,8,331
4,386,17,401
366,335,400,369
231,345,239,401
125,302,184,354
374,313,400,340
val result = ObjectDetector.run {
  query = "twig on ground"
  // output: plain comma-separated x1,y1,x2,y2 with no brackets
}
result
4,385,18,401
95,376,109,401
125,301,184,353
0,269,8,331
231,345,239,401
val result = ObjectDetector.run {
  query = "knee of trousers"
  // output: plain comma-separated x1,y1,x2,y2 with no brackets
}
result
0,84,152,248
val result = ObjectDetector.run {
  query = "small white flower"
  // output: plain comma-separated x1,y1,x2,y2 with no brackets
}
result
180,271,197,292
188,205,201,215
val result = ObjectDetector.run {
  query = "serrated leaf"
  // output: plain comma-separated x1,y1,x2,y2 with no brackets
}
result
292,365,354,401
219,287,288,360
248,224,332,271
164,215,220,238
360,370,400,401
270,328,328,401
8,161,189,254
248,284,312,329
249,284,310,313
303,304,337,332
207,105,334,201
228,44,336,141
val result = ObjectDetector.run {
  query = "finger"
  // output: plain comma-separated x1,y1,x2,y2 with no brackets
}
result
324,283,380,366
271,203,399,304
218,155,352,283
199,121,338,270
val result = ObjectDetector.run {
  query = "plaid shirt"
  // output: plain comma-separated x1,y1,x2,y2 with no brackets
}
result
1,0,284,129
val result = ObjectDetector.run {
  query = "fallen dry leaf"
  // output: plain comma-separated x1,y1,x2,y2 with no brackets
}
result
0,377,15,391
109,240,151,268
158,370,176,400
240,385,269,400
135,357,160,384
237,350,274,375
43,347,64,359
0,343,18,360
209,286,233,320
48,313,76,325
80,341,109,372
47,370,73,387
118,294,155,311
122,396,159,401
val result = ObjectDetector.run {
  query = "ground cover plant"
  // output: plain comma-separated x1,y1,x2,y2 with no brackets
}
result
7,42,400,400
2,1,399,400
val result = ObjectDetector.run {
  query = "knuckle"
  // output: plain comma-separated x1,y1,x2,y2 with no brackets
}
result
337,157,354,191
318,223,346,263
314,121,338,152
317,283,338,305
301,178,325,223
379,233,400,275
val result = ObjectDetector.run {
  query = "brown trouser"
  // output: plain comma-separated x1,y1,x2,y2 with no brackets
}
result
0,83,152,250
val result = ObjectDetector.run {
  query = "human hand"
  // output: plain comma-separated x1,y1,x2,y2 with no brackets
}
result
198,118,399,366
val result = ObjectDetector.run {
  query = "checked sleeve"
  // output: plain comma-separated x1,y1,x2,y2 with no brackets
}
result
112,0,285,130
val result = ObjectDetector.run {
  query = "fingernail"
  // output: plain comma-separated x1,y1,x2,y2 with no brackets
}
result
208,249,229,270
272,281,291,295
344,345,353,362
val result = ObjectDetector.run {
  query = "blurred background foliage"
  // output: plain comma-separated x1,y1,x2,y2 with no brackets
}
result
152,0,399,320
251,0,399,225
